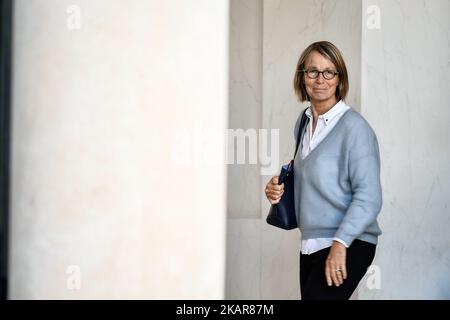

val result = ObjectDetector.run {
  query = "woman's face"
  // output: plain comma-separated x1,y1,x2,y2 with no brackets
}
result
303,51,339,104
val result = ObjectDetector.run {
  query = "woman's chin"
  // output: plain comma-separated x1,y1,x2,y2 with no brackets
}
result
310,94,333,102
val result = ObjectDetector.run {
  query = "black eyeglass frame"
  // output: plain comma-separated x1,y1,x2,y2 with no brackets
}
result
298,69,339,80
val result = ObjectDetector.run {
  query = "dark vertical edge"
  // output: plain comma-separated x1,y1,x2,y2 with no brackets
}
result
0,0,13,300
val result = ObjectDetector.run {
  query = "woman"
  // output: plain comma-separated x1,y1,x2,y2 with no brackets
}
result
264,41,382,300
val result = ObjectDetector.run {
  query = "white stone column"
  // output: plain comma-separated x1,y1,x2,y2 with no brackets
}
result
9,0,229,299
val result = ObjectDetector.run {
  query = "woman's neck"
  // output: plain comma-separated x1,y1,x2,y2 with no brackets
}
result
310,97,338,118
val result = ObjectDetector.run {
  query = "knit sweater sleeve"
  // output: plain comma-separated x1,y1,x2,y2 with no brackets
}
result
333,122,383,246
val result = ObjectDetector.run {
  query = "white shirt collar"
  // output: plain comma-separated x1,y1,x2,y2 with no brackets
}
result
305,100,348,126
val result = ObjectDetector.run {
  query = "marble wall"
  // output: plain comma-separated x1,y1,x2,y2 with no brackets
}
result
228,0,262,220
358,0,450,299
226,0,262,299
9,0,229,299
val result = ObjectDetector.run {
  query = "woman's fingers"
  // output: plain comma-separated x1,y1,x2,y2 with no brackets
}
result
265,177,285,204
325,263,333,286
341,265,348,280
335,268,344,285
266,188,284,198
268,184,284,191
268,192,284,203
325,260,341,287
336,264,347,283
325,242,348,287
327,259,340,287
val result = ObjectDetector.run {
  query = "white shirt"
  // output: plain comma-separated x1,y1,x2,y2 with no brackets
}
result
300,100,350,254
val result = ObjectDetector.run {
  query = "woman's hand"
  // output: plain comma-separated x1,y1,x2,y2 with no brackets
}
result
265,176,284,205
325,241,348,287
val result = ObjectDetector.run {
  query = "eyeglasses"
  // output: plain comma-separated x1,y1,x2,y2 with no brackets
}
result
299,69,339,80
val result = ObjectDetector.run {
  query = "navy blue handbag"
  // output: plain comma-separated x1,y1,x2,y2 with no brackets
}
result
266,109,309,230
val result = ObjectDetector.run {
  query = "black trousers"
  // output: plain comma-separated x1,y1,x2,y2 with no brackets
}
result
300,239,376,300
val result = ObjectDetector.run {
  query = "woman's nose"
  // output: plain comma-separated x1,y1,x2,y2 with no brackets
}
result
315,74,325,83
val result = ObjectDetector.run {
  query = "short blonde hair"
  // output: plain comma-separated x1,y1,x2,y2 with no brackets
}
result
293,41,349,102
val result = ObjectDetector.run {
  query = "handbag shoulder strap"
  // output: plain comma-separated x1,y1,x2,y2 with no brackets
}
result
293,108,309,159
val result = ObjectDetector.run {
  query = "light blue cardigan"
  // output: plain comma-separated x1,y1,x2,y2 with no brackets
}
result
293,108,382,246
